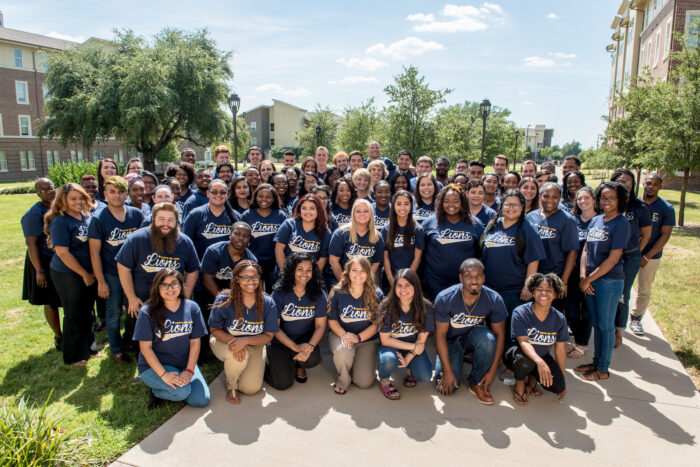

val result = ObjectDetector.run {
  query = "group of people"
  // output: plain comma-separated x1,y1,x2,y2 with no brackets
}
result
21,141,676,409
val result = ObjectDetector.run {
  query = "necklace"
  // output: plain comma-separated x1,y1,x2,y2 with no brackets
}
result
462,290,481,315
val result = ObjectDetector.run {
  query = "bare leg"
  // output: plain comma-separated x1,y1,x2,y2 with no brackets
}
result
44,305,62,337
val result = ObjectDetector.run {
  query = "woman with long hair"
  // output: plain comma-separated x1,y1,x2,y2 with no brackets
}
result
352,168,373,201
367,160,388,185
610,169,652,348
208,261,278,404
422,184,484,300
270,172,292,216
324,166,343,191
376,269,434,400
133,268,210,409
166,161,195,205
300,157,318,176
389,171,410,195
265,253,328,389
45,183,98,366
412,173,439,224
576,182,630,382
285,167,301,199
329,199,385,281
296,172,322,201
243,166,262,193
311,185,335,231
561,170,586,215
275,194,331,272
382,190,424,288
328,257,383,394
241,184,287,291
97,158,119,202
124,158,143,176
259,160,276,184
466,179,497,228
228,175,251,215
331,178,357,229
518,177,539,214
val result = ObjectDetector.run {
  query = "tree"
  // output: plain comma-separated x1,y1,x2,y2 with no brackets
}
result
382,66,451,158
209,117,252,166
296,105,339,157
560,140,582,156
40,28,233,171
337,98,382,154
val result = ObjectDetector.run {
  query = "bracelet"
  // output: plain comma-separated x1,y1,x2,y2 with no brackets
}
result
160,370,167,377
356,333,362,343
309,344,316,349
185,368,195,375
37,269,45,273
643,255,650,261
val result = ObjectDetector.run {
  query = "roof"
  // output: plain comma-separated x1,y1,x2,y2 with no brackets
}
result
0,26,79,51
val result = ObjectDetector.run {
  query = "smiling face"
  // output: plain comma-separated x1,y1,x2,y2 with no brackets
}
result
158,275,182,302
315,148,329,166
418,177,435,201
300,200,318,224
540,186,560,214
207,181,228,208
643,175,662,198
153,209,177,235
248,149,262,166
255,188,274,211
435,159,449,178
503,174,519,191
272,174,288,196
245,169,260,188
482,175,499,195
37,180,56,205
195,171,212,190
369,166,384,182
468,186,485,206
502,195,523,222
442,190,462,218
468,165,484,181
128,181,145,205
353,202,372,227
142,176,156,196
393,176,408,192
237,266,260,294
367,142,381,159
397,154,411,171
416,161,432,176
374,183,391,207
349,154,364,171
259,162,274,181
283,154,297,167
393,194,412,219
215,151,231,164
153,187,173,204
353,175,369,194
101,161,118,179
217,165,233,182
303,175,318,192
336,182,351,205
81,179,98,201
167,181,181,200
230,225,251,251
127,161,143,174
334,155,348,172
175,169,189,189
294,260,314,289
348,262,368,288
235,180,250,200
615,173,634,194
66,189,86,214
562,158,579,176
460,266,485,296
599,187,619,215
520,180,538,202
533,280,556,308
576,189,594,213
566,175,583,196
521,163,536,179
493,158,507,176
394,277,415,304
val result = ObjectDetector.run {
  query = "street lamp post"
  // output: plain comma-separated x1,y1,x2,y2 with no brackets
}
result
227,93,241,173
513,129,522,171
479,98,491,164
315,125,321,148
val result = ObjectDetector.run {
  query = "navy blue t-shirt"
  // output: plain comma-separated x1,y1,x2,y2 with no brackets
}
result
584,214,630,280
332,205,352,229
487,198,500,212
182,204,238,259
271,289,328,341
329,288,384,336
124,199,150,217
329,227,385,269
181,190,209,221
133,299,207,373
623,201,652,253
21,202,52,258
208,293,279,335
200,241,257,291
241,209,287,262
413,202,435,224
526,209,579,276
372,203,391,230
273,218,331,260
482,219,546,295
379,304,435,343
410,178,443,193
49,214,92,273
642,197,675,259
115,227,201,301
474,204,498,228
380,223,426,273
574,215,593,263
422,215,484,289
88,206,144,276
511,302,569,357
434,284,508,338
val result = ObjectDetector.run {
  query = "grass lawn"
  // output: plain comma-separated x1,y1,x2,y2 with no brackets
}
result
0,188,698,464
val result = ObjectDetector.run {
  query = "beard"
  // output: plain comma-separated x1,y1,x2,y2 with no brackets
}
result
150,224,179,254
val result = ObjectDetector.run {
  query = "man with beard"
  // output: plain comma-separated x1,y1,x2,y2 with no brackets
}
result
435,157,450,185
433,258,507,405
88,176,144,363
181,169,212,221
116,203,200,346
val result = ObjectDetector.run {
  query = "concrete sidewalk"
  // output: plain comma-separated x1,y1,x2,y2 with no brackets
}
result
115,311,699,466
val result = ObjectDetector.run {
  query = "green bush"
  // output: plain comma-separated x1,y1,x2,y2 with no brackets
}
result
0,395,89,466
0,186,35,195
47,161,98,187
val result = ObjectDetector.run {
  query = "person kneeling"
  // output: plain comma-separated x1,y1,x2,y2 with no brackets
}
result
134,268,210,410
376,269,433,400
504,273,569,406
208,260,278,404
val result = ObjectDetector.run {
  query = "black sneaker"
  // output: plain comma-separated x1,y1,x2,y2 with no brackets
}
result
148,390,164,411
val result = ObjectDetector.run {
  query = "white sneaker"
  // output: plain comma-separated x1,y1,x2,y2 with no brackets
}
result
630,319,644,336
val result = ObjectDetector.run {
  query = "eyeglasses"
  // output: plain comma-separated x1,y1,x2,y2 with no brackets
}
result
503,203,522,208
209,190,228,196
273,181,287,186
600,197,618,202
238,275,260,283
159,281,181,290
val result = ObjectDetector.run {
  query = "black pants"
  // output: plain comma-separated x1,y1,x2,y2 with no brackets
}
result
566,272,592,346
504,346,566,395
51,269,96,364
258,259,276,293
264,334,321,390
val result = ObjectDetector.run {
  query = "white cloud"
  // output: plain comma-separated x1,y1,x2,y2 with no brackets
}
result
366,37,445,60
329,76,379,85
407,2,504,33
336,57,388,71
551,52,576,59
546,12,558,19
523,56,557,68
46,31,85,42
254,83,313,97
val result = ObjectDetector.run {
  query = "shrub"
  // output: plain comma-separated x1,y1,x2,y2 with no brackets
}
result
47,161,98,187
0,186,35,195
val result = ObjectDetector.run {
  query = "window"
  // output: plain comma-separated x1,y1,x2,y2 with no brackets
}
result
640,46,645,70
14,48,23,68
251,136,257,145
113,150,124,163
664,19,672,59
654,30,661,67
70,150,83,163
647,39,653,67
204,149,212,161
0,114,3,136
93,150,105,161
0,151,7,171
270,123,275,131
46,150,60,167
18,116,31,136
16,81,28,104
43,85,50,102
20,151,35,171
687,12,700,47
250,121,257,131
40,53,49,72
270,138,275,146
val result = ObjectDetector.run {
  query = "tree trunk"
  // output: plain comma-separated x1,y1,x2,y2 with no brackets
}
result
679,166,689,227
142,150,157,173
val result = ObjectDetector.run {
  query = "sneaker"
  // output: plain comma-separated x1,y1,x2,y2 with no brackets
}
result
500,369,516,386
630,318,644,336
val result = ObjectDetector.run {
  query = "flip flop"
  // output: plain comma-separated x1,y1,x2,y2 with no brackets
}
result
526,380,542,396
513,387,528,406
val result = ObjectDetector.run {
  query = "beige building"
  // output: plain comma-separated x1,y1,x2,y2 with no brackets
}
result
520,125,554,159
607,0,700,120
242,99,309,155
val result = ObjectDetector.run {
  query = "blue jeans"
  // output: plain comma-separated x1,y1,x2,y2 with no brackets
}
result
434,326,496,388
585,278,624,373
104,273,125,355
138,364,210,407
615,251,641,330
377,345,432,382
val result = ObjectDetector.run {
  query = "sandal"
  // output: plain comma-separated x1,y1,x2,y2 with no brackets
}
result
380,382,400,400
226,389,240,404
566,344,586,359
295,364,308,384
581,370,610,381
404,373,417,388
512,388,528,406
526,380,542,396
574,363,597,373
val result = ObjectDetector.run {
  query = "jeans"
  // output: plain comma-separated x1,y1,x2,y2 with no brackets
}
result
615,251,641,330
138,364,210,407
585,278,624,373
104,274,125,355
376,345,432,382
504,346,566,394
434,326,497,389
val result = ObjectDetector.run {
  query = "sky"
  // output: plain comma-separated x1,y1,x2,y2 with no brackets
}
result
4,0,620,148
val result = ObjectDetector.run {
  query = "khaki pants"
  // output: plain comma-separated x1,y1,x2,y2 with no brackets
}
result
328,333,378,391
210,336,266,395
631,258,661,319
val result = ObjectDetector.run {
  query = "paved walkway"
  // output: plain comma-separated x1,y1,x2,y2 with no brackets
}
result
114,304,699,466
